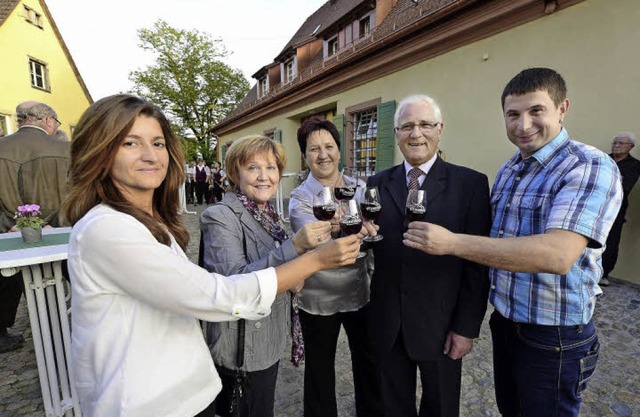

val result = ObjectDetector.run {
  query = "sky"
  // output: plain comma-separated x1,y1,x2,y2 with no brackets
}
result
45,0,327,101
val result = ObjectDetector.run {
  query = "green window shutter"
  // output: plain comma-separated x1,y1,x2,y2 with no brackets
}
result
376,100,396,172
333,114,345,171
273,129,282,143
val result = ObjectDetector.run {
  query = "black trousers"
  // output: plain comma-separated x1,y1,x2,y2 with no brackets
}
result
0,271,23,330
299,304,383,417
602,208,626,277
377,330,462,417
197,361,279,417
195,181,208,205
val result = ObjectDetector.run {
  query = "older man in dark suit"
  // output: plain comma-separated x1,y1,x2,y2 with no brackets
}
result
366,95,490,416
0,101,70,353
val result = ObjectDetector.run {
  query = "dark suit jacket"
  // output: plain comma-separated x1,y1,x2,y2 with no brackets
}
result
367,156,491,361
0,126,70,231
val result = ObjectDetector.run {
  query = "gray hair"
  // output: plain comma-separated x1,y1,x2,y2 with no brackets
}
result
394,95,443,127
25,103,57,121
614,131,636,145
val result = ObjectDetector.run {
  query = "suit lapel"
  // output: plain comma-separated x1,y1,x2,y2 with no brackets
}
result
224,194,276,250
422,157,447,211
384,164,408,215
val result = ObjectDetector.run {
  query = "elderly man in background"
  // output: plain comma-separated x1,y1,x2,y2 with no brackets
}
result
600,132,640,286
0,101,70,353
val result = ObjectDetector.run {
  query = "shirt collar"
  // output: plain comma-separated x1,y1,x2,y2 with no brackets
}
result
506,128,569,169
19,125,49,135
403,153,438,177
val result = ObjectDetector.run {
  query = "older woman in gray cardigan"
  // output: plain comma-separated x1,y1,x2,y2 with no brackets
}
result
199,135,330,417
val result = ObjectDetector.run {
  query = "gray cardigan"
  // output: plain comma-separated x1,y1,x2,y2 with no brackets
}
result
200,192,299,372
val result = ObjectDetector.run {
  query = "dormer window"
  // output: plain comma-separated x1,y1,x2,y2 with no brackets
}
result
360,16,371,37
284,58,296,83
327,36,338,57
258,77,268,98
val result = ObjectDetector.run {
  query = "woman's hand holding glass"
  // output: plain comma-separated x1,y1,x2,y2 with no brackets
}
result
292,221,332,255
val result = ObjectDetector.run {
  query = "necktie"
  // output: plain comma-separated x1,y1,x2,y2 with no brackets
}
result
408,167,423,190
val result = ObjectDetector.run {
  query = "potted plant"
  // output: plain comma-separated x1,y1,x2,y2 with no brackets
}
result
14,204,46,243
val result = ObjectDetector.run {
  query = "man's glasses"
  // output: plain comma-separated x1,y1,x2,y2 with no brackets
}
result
612,141,632,146
51,116,62,126
395,121,440,135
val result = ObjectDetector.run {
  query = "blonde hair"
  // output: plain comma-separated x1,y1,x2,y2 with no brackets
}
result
224,135,287,193
62,94,189,250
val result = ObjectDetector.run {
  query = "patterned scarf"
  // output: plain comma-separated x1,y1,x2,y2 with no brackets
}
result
235,192,305,366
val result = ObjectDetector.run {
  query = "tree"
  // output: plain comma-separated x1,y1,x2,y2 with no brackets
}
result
129,20,249,161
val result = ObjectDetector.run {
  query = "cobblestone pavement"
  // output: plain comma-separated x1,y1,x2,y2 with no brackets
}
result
1,203,638,416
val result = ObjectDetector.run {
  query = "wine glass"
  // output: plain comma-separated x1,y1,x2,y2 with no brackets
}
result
360,186,383,242
312,187,337,221
339,199,366,258
334,168,357,201
405,189,427,224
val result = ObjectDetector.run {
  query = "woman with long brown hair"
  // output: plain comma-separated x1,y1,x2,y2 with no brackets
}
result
63,95,359,417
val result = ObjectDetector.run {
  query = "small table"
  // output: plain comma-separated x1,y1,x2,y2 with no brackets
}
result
0,228,81,416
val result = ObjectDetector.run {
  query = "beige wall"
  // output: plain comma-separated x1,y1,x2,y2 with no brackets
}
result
220,0,640,283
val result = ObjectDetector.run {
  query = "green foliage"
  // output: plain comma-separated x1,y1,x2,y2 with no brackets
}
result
129,20,249,161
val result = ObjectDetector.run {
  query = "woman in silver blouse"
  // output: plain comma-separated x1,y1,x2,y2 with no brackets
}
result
289,117,383,417
200,135,332,417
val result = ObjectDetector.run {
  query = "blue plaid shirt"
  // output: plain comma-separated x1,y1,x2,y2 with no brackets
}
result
489,129,622,325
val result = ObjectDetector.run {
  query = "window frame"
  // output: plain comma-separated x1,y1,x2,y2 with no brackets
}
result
28,57,50,92
345,98,382,178
23,5,43,28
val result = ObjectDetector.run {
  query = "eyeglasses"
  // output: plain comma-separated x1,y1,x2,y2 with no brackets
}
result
51,116,62,126
612,141,632,146
395,121,440,135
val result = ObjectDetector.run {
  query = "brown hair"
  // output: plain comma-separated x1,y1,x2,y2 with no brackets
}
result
62,94,189,250
224,135,287,193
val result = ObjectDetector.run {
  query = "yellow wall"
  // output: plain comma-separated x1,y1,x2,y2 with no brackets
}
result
0,0,91,136
221,0,640,283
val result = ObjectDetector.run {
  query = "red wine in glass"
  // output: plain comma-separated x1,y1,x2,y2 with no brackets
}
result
405,189,427,224
360,203,381,222
313,205,336,221
340,218,363,236
334,186,356,201
405,205,427,222
339,199,367,258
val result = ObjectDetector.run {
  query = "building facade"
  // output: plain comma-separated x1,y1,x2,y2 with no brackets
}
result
213,0,640,283
0,0,92,137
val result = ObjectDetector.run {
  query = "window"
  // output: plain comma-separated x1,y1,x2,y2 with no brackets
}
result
359,16,371,38
258,77,268,98
327,36,338,57
351,108,378,177
29,58,49,91
23,5,43,28
0,114,10,137
284,58,295,83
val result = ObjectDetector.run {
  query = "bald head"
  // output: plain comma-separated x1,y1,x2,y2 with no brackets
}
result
17,102,60,135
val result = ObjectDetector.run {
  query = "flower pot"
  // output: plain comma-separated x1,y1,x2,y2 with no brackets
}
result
21,226,42,244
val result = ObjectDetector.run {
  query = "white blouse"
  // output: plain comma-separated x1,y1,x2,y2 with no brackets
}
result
68,204,277,417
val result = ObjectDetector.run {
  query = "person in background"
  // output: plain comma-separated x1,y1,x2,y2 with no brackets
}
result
186,160,196,204
366,96,491,416
406,68,622,417
0,101,69,354
195,156,211,205
62,94,359,417
210,161,226,203
200,135,332,417
289,117,383,417
600,131,640,286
